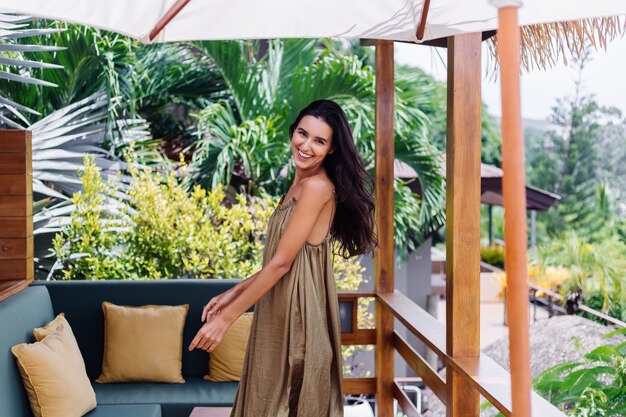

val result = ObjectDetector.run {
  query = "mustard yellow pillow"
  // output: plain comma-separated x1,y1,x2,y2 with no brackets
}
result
33,313,78,343
96,301,189,383
204,312,253,382
11,314,96,417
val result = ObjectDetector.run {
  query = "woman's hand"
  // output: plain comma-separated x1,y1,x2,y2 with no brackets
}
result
188,315,231,352
201,287,239,322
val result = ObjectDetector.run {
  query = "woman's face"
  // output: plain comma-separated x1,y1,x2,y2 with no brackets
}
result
291,115,335,171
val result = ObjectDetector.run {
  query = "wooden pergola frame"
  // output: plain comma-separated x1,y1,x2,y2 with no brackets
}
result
0,5,568,416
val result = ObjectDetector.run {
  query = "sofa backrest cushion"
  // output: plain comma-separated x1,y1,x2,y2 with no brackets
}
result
0,286,55,417
31,280,243,379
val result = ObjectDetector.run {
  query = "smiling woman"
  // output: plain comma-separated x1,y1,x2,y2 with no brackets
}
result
188,100,377,416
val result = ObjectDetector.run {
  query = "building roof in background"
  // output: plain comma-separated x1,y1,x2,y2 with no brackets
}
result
397,160,560,211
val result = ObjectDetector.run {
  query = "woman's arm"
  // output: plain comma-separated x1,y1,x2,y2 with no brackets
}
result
188,177,333,351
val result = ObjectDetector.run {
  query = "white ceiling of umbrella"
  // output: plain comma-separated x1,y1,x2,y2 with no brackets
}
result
0,0,625,43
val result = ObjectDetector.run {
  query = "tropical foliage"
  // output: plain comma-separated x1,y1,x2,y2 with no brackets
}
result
534,328,626,417
534,232,626,311
188,40,446,252
5,21,450,267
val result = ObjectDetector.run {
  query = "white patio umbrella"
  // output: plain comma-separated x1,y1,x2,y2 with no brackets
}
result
0,0,624,43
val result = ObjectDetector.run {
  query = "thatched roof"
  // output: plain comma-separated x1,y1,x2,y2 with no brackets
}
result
488,16,626,71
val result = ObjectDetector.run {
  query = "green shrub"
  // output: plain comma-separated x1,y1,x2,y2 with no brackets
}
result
534,328,626,417
121,161,275,279
52,156,275,280
51,156,128,280
480,244,505,268
585,293,626,323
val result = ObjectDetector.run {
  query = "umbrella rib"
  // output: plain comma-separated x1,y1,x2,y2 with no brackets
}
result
149,0,191,41
416,0,431,40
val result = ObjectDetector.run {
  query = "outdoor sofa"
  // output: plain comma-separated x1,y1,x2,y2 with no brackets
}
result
1,279,246,417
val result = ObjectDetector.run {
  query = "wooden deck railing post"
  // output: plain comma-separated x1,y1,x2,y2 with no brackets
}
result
0,130,33,301
374,39,395,417
445,34,482,417
495,3,533,416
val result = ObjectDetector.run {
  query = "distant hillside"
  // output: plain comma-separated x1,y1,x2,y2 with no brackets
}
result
493,116,559,132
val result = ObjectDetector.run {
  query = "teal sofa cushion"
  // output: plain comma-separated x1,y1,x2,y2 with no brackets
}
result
85,404,161,417
93,377,238,417
32,280,245,379
0,286,55,417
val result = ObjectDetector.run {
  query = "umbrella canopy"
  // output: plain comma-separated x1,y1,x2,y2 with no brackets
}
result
1,0,624,43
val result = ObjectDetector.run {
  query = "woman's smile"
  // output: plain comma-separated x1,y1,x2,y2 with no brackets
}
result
297,148,313,161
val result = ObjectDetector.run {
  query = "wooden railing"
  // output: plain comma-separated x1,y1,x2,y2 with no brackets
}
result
529,283,626,328
338,290,376,395
338,290,567,417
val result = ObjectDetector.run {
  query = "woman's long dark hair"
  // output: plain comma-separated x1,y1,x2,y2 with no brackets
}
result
289,100,377,257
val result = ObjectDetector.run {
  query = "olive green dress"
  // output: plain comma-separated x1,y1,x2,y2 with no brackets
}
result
230,194,344,417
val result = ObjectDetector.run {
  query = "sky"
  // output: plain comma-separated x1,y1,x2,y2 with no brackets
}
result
394,35,626,121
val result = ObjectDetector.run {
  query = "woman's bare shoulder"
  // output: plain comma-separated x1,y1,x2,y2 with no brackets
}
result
301,175,334,202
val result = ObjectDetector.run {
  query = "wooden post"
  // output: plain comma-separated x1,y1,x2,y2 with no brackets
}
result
445,33,482,417
0,130,33,301
374,39,395,417
495,3,532,416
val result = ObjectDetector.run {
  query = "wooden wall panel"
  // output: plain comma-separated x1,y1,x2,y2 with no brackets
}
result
0,130,33,295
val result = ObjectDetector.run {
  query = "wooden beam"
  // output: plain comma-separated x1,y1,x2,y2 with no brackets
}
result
496,5,532,417
341,329,376,345
374,39,395,417
393,381,421,417
344,377,377,395
445,33,482,417
378,291,446,355
149,0,191,41
416,0,432,40
337,290,376,298
393,330,447,405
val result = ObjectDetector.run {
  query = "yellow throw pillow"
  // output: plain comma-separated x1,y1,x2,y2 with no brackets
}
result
33,313,78,344
204,312,254,382
11,314,97,417
96,301,189,383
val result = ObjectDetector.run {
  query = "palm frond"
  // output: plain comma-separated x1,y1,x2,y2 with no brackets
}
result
0,13,64,127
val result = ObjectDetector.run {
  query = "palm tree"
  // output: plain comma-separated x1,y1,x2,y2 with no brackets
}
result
187,39,446,248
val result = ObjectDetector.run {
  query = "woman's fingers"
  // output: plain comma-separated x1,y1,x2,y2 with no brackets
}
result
188,332,201,351
206,301,224,320
188,320,225,352
201,298,218,322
